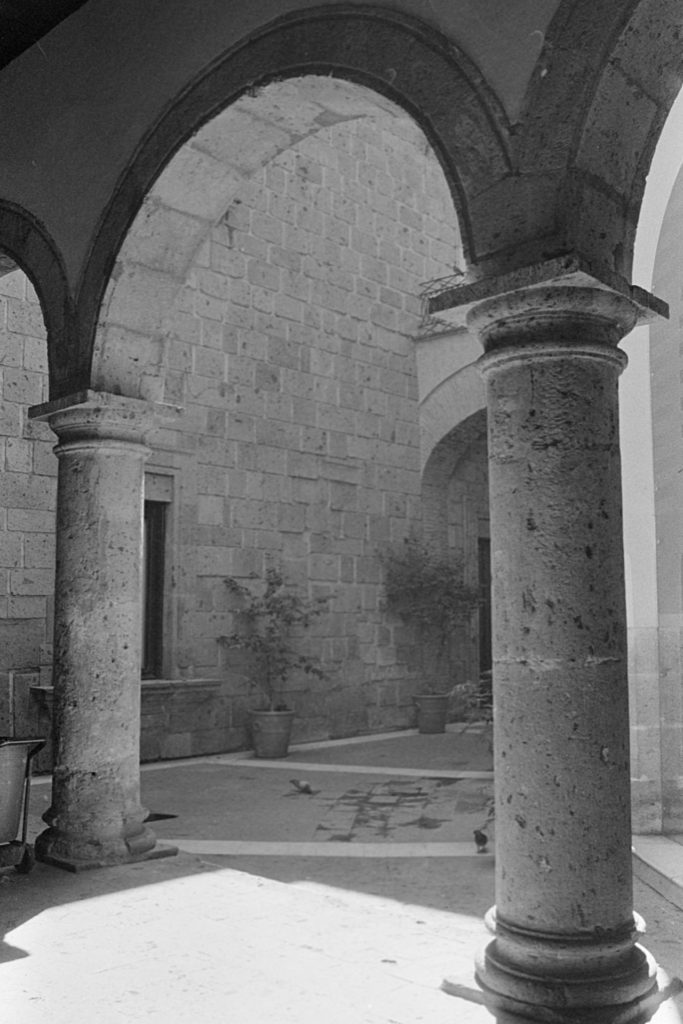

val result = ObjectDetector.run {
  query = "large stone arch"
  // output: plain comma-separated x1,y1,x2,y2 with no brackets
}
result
61,6,512,402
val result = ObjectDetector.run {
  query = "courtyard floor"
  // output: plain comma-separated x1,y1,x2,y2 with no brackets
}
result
1,726,682,1023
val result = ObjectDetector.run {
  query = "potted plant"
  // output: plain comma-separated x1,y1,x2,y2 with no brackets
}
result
218,567,328,758
379,537,480,733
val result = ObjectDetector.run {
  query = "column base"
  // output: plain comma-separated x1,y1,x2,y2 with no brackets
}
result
443,964,676,1024
37,842,178,873
441,940,661,1024
35,825,178,873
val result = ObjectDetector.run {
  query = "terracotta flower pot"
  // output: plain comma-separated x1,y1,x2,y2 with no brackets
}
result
413,693,449,734
249,709,295,758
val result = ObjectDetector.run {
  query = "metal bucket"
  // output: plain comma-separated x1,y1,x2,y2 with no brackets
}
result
0,739,44,844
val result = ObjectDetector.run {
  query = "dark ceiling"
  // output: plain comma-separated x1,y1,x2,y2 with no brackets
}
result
0,2,88,272
0,0,87,71
0,2,88,273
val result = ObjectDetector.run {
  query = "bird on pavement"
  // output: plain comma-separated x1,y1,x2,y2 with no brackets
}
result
473,829,489,853
290,778,316,795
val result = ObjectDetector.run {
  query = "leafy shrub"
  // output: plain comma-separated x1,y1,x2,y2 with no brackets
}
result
379,537,479,694
218,567,328,710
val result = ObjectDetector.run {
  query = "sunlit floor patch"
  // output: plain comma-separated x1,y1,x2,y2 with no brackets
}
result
3,864,492,1024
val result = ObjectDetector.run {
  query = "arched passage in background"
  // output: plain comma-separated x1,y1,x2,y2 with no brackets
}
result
422,407,489,686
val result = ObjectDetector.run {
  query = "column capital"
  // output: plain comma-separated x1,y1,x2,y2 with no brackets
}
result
427,253,668,351
28,389,181,450
468,284,642,354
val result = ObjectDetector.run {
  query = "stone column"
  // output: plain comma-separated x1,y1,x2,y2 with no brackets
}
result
439,279,663,1021
29,391,176,870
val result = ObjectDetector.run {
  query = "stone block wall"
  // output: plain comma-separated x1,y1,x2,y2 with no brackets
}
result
151,115,462,744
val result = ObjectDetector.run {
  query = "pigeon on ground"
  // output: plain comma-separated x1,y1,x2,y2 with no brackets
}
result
290,778,316,795
473,829,489,853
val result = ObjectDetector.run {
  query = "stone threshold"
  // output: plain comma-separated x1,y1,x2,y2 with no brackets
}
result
205,757,494,780
166,839,492,858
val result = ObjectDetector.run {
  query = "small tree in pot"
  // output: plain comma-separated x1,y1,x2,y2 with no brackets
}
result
379,537,480,733
218,567,329,757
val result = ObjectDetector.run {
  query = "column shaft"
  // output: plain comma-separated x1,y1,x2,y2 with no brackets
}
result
30,393,175,869
462,289,657,1020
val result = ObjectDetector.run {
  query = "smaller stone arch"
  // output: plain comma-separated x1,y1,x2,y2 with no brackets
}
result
421,407,489,684
422,407,488,549
419,352,484,472
0,201,77,394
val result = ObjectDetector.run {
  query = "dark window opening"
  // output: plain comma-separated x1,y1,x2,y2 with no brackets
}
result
142,500,166,678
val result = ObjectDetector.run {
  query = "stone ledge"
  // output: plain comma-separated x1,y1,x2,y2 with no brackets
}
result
141,678,224,695
31,678,225,696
